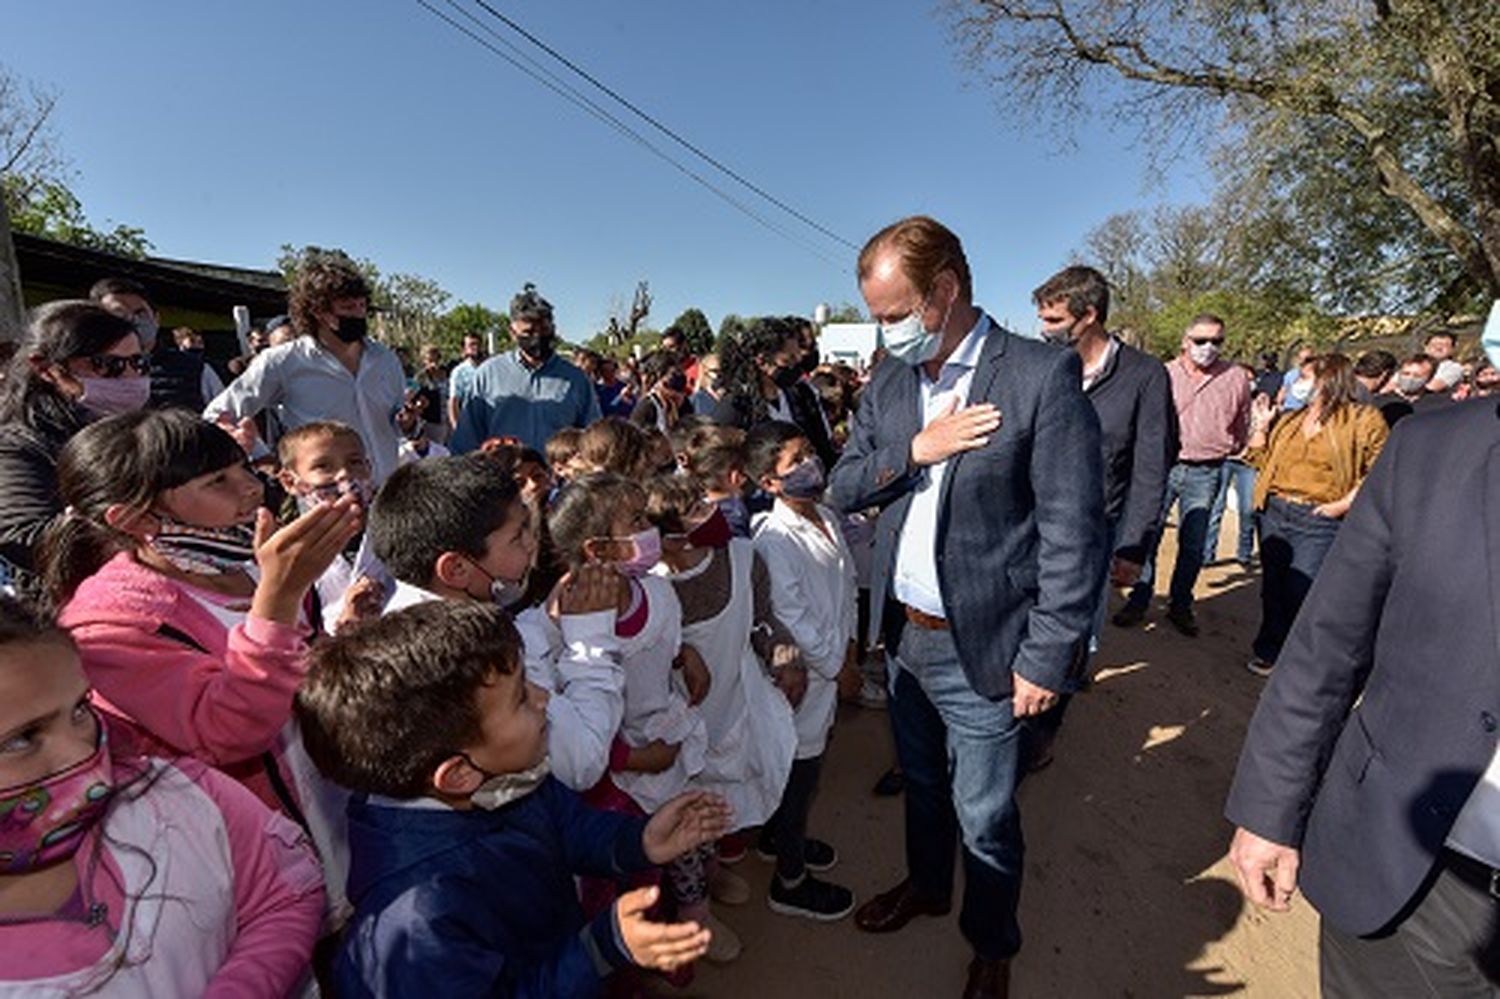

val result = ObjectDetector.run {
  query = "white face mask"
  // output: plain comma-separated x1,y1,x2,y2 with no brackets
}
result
1289,377,1314,403
470,756,551,810
1188,342,1221,367
878,293,955,366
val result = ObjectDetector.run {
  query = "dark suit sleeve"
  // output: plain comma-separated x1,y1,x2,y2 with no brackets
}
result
1011,351,1106,692
1114,360,1177,564
1224,419,1401,846
827,366,921,514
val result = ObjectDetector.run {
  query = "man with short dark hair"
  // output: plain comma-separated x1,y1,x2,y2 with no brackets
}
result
446,333,486,431
89,277,218,411
450,283,601,453
1372,354,1449,427
1424,330,1465,393
1116,314,1250,636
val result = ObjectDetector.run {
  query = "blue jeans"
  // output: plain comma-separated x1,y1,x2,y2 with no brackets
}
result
1252,496,1342,663
888,621,1024,960
1127,461,1223,611
1203,459,1258,564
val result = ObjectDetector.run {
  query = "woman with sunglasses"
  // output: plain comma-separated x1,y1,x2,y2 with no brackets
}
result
0,300,151,594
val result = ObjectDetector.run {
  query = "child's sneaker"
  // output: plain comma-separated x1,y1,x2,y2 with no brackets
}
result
768,873,855,922
755,833,838,872
703,910,743,963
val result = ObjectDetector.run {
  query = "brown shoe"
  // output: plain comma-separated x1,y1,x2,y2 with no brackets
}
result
962,957,1011,999
854,879,951,933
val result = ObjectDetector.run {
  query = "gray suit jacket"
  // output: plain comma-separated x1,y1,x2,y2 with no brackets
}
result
828,319,1106,698
1225,399,1500,935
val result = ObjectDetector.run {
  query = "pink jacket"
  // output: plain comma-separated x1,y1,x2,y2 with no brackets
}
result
58,552,309,813
0,751,325,996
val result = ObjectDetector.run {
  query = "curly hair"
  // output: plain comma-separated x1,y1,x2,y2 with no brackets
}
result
717,316,800,424
288,251,371,338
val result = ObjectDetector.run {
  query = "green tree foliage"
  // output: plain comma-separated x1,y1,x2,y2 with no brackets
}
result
4,176,151,258
825,302,866,323
716,313,750,353
950,0,1500,314
437,301,511,351
664,307,714,355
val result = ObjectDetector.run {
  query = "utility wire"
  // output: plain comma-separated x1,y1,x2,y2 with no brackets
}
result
415,0,849,269
465,0,860,253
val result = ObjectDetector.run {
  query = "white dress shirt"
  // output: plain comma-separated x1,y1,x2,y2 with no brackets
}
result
891,313,992,618
1447,744,1500,868
204,336,406,484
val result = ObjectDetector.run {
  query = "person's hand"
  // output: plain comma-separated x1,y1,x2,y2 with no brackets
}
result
1228,826,1300,912
334,575,386,634
910,398,1001,466
642,791,733,864
1250,394,1276,433
677,645,712,706
1311,500,1347,519
1110,556,1143,588
250,498,362,625
615,886,711,971
1011,673,1059,718
549,564,625,619
774,662,807,708
624,740,681,774
215,413,260,455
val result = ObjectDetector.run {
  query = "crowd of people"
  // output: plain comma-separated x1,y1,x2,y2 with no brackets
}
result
0,216,1495,998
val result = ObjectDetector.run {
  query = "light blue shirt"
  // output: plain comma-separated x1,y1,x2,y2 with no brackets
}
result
447,357,483,411
204,335,406,484
891,313,991,618
450,351,602,454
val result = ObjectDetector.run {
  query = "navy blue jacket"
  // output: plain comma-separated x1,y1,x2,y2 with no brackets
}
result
1226,399,1500,934
337,777,651,998
828,320,1106,698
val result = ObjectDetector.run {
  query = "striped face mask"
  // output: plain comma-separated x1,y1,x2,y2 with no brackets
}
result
147,515,258,576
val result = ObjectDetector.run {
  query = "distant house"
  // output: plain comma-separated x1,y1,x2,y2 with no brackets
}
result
12,232,287,370
817,322,879,369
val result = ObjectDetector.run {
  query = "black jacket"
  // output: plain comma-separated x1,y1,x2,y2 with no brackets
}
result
712,381,838,471
1083,339,1178,564
0,401,86,590
148,347,207,411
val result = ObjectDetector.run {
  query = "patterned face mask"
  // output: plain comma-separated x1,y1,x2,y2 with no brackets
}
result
147,515,258,576
0,716,114,874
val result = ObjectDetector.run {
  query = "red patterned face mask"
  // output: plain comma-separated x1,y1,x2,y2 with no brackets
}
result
0,716,114,874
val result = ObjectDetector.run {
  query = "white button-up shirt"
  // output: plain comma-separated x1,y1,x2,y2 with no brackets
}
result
204,336,406,484
891,313,991,618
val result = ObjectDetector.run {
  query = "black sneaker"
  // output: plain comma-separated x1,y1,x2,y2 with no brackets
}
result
1165,605,1199,637
768,873,855,921
872,768,905,797
755,835,838,872
1112,602,1148,628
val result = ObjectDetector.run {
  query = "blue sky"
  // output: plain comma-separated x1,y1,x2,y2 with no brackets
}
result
11,1,1210,339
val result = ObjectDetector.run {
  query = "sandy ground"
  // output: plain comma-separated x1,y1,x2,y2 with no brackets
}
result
684,515,1320,998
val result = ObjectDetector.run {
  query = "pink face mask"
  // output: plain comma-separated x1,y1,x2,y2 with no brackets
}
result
0,717,114,874
611,527,662,577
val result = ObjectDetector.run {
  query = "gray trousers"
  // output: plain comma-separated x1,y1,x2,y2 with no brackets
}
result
1321,851,1500,998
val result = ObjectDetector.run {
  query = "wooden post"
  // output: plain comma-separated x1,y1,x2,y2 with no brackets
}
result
0,192,24,343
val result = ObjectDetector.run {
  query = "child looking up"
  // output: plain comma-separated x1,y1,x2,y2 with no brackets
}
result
295,600,729,997
747,420,858,921
681,423,752,537
367,455,626,792
0,595,325,995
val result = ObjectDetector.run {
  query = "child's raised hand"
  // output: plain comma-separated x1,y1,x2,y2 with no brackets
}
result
334,575,386,634
615,886,711,971
549,564,626,620
642,791,733,864
676,644,712,706
251,498,363,625
215,413,260,455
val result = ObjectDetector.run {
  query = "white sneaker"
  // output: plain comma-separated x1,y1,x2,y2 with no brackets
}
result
703,910,743,963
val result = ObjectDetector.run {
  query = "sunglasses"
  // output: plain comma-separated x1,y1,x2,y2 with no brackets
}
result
1188,337,1225,346
87,353,152,377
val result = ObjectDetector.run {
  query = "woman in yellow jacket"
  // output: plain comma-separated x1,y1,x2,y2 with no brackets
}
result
1244,353,1388,676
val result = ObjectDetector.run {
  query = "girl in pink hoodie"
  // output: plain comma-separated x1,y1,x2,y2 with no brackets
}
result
44,409,359,818
0,594,325,995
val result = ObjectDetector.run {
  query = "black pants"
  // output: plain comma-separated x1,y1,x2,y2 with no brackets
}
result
1321,850,1500,997
763,755,824,882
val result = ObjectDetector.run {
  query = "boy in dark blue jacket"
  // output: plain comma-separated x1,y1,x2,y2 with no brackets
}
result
296,600,731,997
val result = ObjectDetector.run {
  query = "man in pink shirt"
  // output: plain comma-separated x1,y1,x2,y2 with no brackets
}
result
1115,314,1249,636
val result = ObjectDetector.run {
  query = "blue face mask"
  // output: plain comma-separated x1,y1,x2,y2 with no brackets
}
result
877,293,954,366
779,456,826,500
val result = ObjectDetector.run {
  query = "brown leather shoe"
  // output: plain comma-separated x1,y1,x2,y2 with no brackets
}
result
962,957,1011,999
854,879,951,933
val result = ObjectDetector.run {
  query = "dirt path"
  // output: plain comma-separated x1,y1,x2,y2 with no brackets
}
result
690,517,1320,998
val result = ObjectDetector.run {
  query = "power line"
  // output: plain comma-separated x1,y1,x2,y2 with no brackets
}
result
414,0,850,269
463,0,860,253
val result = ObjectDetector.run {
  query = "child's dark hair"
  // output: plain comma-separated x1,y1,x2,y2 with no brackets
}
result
577,417,650,476
682,423,746,487
644,475,704,535
367,454,522,588
0,593,71,650
745,420,807,482
39,410,248,607
295,601,522,799
545,427,582,472
547,472,644,571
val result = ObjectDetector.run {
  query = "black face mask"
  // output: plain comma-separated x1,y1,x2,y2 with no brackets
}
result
516,334,556,362
771,363,802,389
799,347,821,375
334,316,368,343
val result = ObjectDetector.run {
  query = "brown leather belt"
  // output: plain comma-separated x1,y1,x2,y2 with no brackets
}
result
903,604,949,631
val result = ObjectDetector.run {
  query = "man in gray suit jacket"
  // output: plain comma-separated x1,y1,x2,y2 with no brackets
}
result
829,216,1105,999
1226,400,1500,996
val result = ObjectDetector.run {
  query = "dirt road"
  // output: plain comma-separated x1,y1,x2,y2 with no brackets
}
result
691,519,1320,998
